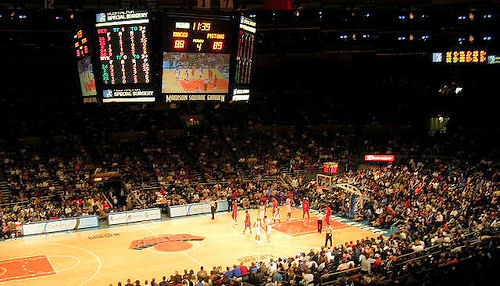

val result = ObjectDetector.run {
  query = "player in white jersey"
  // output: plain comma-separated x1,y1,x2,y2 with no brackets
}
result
266,216,272,243
273,206,281,224
254,219,261,242
259,202,266,219
286,197,293,221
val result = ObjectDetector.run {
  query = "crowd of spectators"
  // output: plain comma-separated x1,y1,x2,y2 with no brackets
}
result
1,129,350,238
103,134,497,285
1,127,498,285
109,154,498,285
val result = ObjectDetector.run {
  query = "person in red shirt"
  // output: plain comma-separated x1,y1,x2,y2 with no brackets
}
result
325,205,332,225
239,263,249,276
232,201,238,225
272,197,278,216
302,198,310,219
243,210,252,234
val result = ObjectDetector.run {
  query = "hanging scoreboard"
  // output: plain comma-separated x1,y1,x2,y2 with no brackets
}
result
95,10,155,102
72,11,258,104
232,16,256,102
162,14,233,102
73,28,97,103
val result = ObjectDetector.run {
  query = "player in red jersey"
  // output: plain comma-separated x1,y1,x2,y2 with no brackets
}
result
243,210,252,234
302,198,310,219
272,197,278,216
231,201,238,225
325,205,332,225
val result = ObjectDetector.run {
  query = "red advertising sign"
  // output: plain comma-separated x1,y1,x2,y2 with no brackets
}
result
364,155,395,162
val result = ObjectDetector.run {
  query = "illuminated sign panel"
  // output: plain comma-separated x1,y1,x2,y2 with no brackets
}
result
95,10,154,103
323,162,339,174
364,155,395,162
166,19,231,53
232,89,250,101
432,50,497,64
162,15,233,102
232,16,256,102
74,29,91,59
73,28,97,103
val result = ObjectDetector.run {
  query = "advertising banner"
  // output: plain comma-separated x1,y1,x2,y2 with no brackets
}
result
22,216,99,236
107,208,162,226
364,155,395,162
168,200,228,218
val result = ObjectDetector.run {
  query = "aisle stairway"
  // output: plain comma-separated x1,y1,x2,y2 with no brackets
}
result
0,181,12,204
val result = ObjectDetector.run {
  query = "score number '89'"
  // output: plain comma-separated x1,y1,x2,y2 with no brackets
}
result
212,41,224,51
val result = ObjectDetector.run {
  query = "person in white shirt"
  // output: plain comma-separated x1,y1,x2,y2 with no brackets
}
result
305,258,317,270
317,260,326,272
301,270,314,285
360,256,371,274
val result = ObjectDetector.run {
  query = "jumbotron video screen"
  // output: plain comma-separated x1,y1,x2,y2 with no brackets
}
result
162,15,233,102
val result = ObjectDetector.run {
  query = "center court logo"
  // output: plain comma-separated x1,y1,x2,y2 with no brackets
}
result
129,234,205,252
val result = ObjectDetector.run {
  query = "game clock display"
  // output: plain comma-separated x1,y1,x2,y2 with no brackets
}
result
166,19,232,53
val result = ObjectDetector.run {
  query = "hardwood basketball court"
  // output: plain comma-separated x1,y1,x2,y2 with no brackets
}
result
0,207,380,285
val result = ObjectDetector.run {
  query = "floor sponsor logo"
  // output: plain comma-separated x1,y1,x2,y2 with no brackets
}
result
129,234,205,252
88,233,120,240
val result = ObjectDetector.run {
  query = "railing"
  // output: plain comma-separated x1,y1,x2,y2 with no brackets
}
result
0,195,56,208
321,267,362,285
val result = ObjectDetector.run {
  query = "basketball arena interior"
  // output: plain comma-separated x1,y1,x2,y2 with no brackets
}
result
0,0,499,285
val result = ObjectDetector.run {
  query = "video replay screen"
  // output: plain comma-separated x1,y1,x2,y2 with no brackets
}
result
162,52,230,94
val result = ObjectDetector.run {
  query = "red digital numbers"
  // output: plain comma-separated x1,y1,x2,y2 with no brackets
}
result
174,39,186,50
212,41,224,51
